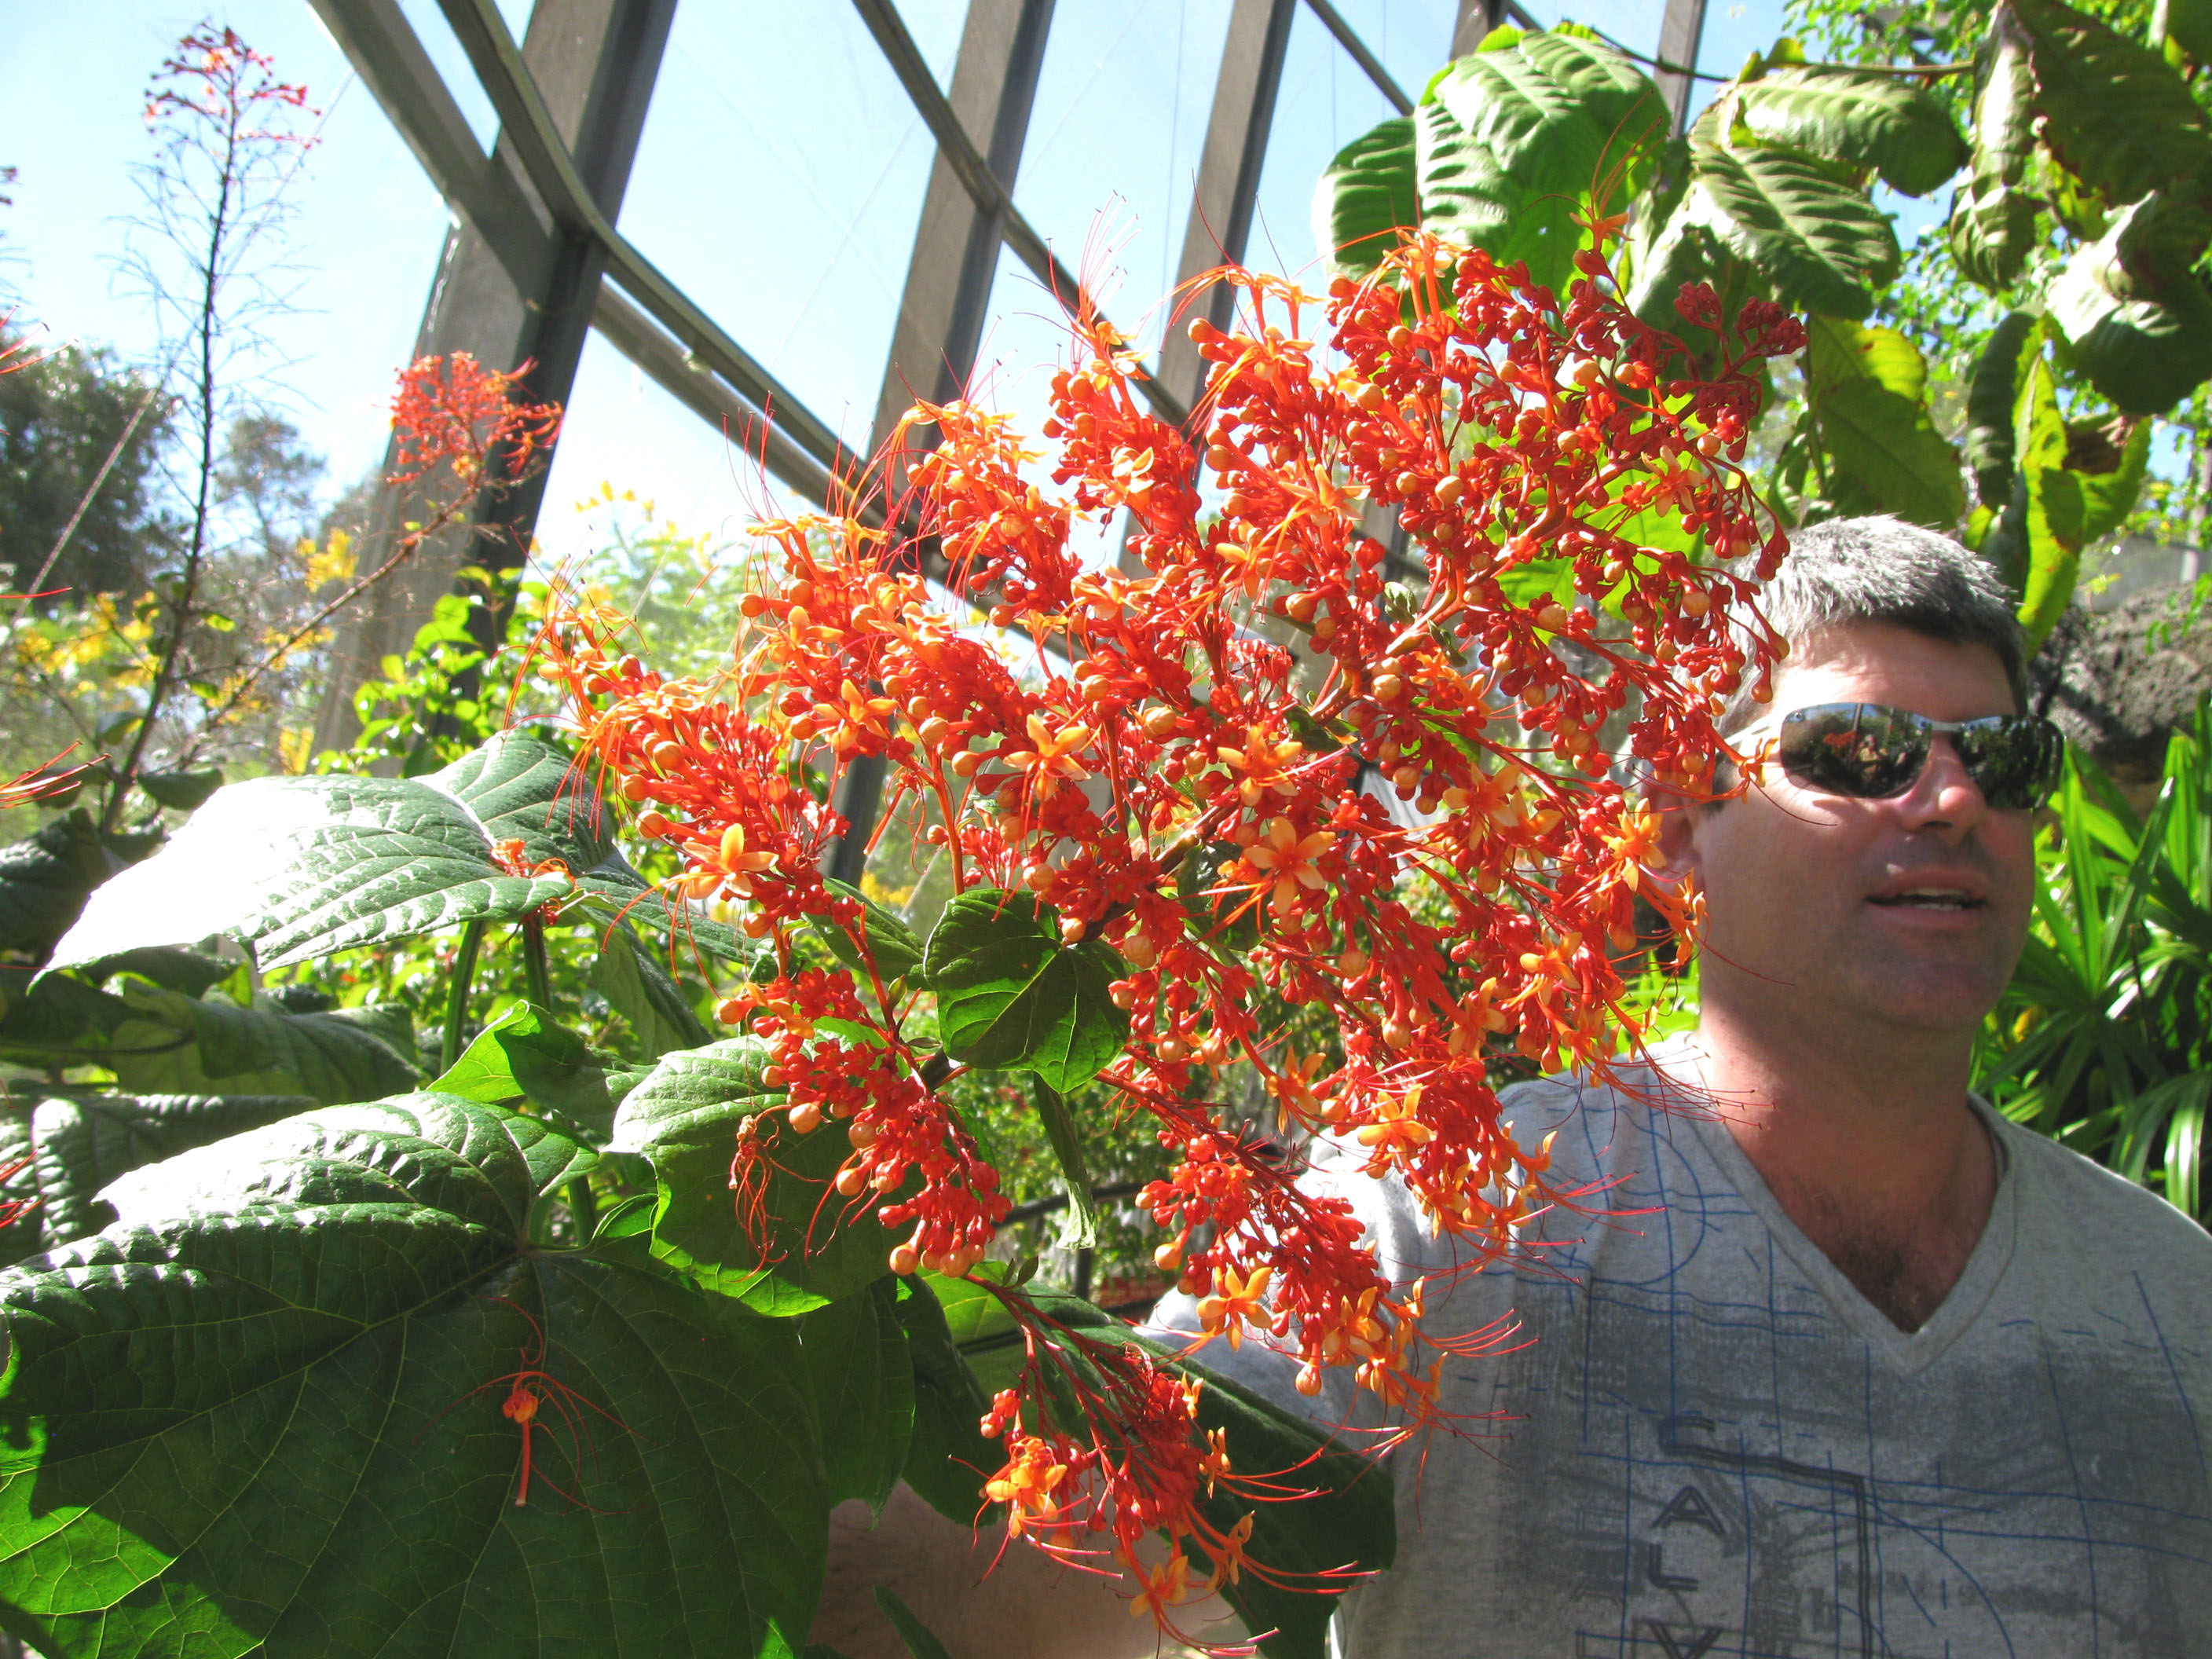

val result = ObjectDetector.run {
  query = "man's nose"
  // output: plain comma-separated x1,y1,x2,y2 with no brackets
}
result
1895,735,1987,835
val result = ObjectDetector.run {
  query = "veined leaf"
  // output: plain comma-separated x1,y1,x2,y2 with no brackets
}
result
1417,29,1668,295
1948,6,2040,291
921,888,1129,1093
0,813,138,961
1313,115,1418,281
800,1277,914,1516
0,1094,829,1657
1804,319,1965,530
2049,196,2212,414
2010,0,2211,203
430,999,639,1131
609,1038,904,1313
101,983,420,1104
1735,65,1967,196
591,924,712,1059
0,1091,310,1263
1683,138,1900,319
1963,311,2043,507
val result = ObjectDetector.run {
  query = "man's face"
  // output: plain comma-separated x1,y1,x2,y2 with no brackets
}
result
1667,621,2039,1039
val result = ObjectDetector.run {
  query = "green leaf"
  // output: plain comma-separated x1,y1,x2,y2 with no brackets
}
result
872,1588,954,1659
77,945,233,998
1947,9,2039,292
2169,0,2212,64
1963,310,2042,507
1416,30,1668,295
0,1093,829,1657
2014,346,2087,643
44,771,576,973
889,1277,1000,1525
1734,65,1968,196
135,765,223,811
591,924,712,1058
2075,416,2152,544
1683,138,1900,318
814,878,924,987
609,1038,902,1313
434,731,613,872
575,848,763,966
921,888,1130,1093
101,983,421,1104
1805,319,1965,529
800,1277,914,1515
0,813,119,960
1313,114,1418,281
2010,0,2212,203
2048,194,2212,414
1031,1077,1097,1248
430,999,635,1133
11,1091,313,1254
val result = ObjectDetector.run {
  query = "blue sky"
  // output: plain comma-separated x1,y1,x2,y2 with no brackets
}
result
3,1,1826,567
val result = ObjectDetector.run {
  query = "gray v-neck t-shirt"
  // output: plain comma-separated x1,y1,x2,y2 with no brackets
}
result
1152,1053,2212,1657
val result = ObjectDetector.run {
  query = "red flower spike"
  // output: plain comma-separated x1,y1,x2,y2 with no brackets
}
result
544,226,1793,1643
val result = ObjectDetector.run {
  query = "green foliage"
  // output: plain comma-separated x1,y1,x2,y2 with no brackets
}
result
0,1093,831,1657
1317,0,2204,623
1976,703,2212,1218
0,689,1388,1652
921,888,1130,1093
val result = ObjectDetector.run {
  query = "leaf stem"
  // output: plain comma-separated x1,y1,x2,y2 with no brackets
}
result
442,918,486,1071
523,915,553,1009
565,1176,598,1240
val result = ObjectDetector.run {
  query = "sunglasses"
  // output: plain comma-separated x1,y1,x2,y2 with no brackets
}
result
1756,702,2064,811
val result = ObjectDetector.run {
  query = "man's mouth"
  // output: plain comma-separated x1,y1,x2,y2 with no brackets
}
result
1867,888,1986,912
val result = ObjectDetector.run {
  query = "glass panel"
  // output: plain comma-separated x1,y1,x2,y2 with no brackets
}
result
1685,0,1787,126
1011,1,1236,361
1247,1,1412,283
535,331,805,573
389,0,518,150
1314,0,1459,103
614,4,947,457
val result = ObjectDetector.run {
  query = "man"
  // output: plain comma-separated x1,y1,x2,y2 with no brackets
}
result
814,518,2212,1657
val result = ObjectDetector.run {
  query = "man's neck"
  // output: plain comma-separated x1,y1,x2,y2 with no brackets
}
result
1686,1000,1998,1333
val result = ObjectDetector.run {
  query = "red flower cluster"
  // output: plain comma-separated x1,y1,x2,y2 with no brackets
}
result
144,26,315,138
540,228,1799,1627
389,353,562,489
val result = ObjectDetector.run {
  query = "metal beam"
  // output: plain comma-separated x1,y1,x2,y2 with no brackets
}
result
1155,0,1298,419
1655,0,1712,133
438,0,851,474
1303,0,1411,113
866,0,1055,454
1451,0,1511,57
849,0,1186,428
309,0,673,753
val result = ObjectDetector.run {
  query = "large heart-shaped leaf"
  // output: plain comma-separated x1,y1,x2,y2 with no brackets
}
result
0,1093,829,1657
3,1091,312,1258
1735,65,1967,196
2048,196,2212,414
1313,114,1417,280
1806,319,1965,529
1683,138,1901,319
799,1276,914,1515
1948,8,2040,291
102,982,421,1103
2009,0,2210,204
43,772,577,973
921,888,1129,1093
609,1038,902,1313
434,732,613,871
1416,30,1668,296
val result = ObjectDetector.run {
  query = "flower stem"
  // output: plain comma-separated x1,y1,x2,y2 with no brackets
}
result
523,915,553,1009
441,919,486,1071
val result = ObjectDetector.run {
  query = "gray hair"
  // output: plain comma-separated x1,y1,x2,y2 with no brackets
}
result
1716,515,2027,736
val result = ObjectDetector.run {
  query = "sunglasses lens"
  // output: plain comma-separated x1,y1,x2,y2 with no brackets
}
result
1779,706,1925,798
1955,717,2061,810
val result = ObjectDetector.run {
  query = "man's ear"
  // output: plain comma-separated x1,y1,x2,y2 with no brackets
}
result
1642,781,1709,901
